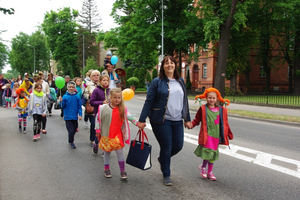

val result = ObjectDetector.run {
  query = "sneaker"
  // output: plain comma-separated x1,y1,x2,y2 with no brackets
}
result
84,121,88,128
121,171,128,179
163,176,172,186
36,134,41,139
101,151,104,158
19,127,22,133
49,113,52,116
92,143,98,154
42,130,47,134
33,135,37,142
23,130,26,134
207,172,217,181
90,141,94,147
198,165,207,179
69,143,76,149
104,170,112,178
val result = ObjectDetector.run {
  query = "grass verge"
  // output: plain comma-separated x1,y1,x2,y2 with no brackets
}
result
227,110,300,123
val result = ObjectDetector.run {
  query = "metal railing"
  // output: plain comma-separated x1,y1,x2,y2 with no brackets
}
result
225,94,300,106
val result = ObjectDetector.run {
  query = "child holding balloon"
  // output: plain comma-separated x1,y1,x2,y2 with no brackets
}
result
95,88,138,179
102,57,119,89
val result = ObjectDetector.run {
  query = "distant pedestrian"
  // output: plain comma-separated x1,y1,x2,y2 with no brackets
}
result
0,74,9,107
90,74,110,154
46,73,57,116
11,82,20,105
13,88,29,133
95,88,139,179
82,69,94,128
59,81,82,149
186,88,233,181
2,83,12,108
28,83,47,142
101,59,119,89
19,77,33,96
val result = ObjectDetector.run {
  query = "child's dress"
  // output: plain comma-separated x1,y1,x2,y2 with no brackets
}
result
194,107,220,161
95,104,138,152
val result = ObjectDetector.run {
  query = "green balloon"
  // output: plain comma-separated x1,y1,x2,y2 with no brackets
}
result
55,76,65,89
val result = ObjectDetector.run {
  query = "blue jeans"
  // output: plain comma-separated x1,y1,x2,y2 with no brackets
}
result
150,119,184,177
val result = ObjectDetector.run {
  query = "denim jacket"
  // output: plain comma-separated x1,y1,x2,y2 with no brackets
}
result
139,77,191,124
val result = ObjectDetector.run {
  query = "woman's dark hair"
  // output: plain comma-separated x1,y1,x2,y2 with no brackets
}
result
48,73,53,79
158,55,180,80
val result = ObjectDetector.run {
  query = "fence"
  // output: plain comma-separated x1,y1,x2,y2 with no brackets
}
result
225,94,300,106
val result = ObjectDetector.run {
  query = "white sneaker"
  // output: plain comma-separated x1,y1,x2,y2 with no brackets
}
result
84,121,88,128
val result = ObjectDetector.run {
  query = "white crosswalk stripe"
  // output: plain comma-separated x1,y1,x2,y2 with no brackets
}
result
144,123,300,179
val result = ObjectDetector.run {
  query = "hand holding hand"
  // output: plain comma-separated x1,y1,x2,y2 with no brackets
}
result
185,122,193,129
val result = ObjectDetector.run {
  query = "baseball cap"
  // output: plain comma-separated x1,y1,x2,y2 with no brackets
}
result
24,73,28,76
106,50,112,56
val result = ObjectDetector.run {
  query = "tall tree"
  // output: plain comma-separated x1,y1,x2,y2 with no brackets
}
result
197,0,248,96
78,0,102,34
8,31,50,75
0,42,8,72
42,7,79,77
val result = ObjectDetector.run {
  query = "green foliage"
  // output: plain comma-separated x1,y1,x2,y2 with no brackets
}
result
0,7,15,15
99,66,104,73
8,30,50,75
138,67,146,88
152,68,158,79
186,70,191,90
42,7,79,77
0,42,8,71
133,68,139,78
83,57,99,75
135,88,147,92
127,77,139,86
146,71,152,83
126,67,133,87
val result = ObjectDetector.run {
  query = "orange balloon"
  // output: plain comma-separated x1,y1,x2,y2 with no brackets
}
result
122,89,134,101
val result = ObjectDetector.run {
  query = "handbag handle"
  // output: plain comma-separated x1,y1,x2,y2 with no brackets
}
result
132,130,149,150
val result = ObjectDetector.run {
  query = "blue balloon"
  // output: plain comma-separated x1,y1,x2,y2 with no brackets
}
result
111,55,118,65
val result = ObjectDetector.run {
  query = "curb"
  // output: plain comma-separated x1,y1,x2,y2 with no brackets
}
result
133,96,300,128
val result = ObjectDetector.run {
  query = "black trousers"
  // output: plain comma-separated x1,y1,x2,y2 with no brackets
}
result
65,120,78,143
33,114,46,135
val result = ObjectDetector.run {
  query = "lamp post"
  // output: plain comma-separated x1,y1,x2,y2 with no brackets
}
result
27,44,35,74
74,33,85,73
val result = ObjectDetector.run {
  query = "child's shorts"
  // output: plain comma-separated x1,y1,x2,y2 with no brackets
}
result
18,112,28,118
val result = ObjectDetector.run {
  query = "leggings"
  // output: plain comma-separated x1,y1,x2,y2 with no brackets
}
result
33,114,43,135
103,149,125,165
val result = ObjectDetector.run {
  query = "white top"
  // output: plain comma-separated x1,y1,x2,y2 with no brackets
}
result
165,79,184,121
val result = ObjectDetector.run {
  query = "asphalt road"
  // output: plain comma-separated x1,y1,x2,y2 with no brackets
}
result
0,98,300,200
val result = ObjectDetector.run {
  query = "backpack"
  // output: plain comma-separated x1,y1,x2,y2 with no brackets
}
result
49,88,57,102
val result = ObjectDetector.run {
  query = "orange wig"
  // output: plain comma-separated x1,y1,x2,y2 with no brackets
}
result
12,88,29,108
195,87,230,106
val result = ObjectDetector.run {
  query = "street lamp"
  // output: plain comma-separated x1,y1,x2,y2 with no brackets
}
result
74,32,85,73
27,44,35,74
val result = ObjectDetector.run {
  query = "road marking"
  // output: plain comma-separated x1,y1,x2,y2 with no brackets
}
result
144,123,300,179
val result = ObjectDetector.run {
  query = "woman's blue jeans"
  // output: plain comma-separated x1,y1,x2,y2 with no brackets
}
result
150,119,184,177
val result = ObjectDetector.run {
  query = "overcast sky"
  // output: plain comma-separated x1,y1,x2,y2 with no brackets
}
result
1,0,117,72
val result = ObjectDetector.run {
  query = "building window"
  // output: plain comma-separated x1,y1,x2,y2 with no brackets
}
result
260,66,266,78
203,63,207,78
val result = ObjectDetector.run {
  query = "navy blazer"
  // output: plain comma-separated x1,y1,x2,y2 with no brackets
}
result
139,77,191,124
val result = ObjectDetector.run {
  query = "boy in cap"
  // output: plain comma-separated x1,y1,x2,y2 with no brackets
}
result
59,81,82,149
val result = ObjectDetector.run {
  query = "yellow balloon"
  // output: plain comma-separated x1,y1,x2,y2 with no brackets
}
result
122,89,134,101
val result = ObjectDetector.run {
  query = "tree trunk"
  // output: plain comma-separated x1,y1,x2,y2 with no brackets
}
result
293,29,300,95
214,0,238,97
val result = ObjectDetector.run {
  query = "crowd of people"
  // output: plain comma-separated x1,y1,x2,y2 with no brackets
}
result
1,53,234,186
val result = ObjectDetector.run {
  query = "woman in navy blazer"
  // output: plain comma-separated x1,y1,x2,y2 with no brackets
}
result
138,55,191,186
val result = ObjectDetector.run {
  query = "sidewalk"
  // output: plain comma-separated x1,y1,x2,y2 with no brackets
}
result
133,94,300,125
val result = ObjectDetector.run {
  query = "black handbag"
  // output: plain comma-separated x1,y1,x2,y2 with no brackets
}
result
126,130,152,170
54,102,61,110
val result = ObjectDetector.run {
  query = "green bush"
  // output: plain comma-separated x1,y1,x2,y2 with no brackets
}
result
126,67,133,87
136,88,147,92
146,71,152,83
133,68,139,78
138,67,146,88
127,77,139,86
